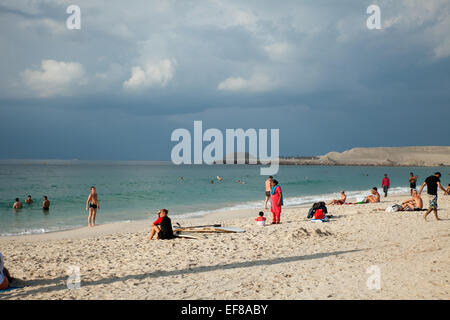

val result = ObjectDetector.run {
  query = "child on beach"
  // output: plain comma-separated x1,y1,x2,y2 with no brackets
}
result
255,211,267,226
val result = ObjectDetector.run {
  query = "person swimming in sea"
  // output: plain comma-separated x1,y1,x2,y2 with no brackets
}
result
25,195,33,205
86,186,99,227
13,198,23,210
42,196,50,211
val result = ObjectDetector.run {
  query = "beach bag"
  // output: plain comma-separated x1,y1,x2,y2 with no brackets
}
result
313,209,324,220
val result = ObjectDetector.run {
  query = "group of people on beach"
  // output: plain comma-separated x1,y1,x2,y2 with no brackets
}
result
12,195,50,211
326,171,449,221
12,187,100,228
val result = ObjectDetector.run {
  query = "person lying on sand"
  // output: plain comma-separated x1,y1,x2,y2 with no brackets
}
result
328,191,346,205
147,209,174,240
401,189,423,211
13,198,23,209
364,187,380,203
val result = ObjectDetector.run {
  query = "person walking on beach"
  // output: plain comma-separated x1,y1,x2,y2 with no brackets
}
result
42,196,50,210
270,179,283,224
86,186,99,227
147,209,174,240
381,174,390,197
264,176,273,209
13,198,23,209
418,172,448,221
409,172,418,195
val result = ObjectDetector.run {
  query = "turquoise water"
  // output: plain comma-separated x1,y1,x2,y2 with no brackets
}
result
0,161,448,236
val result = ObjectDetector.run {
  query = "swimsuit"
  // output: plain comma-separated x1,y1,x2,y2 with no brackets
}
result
89,203,98,209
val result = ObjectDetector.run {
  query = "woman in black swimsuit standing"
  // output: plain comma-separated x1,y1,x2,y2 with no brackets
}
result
86,186,99,227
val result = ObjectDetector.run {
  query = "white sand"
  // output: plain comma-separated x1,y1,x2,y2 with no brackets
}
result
1,193,449,300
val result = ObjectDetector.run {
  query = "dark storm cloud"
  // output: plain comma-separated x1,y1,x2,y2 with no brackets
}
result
0,0,449,159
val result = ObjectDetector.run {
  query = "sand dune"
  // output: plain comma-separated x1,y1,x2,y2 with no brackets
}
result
282,146,450,166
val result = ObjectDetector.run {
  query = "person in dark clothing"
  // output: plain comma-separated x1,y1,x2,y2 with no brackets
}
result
147,209,174,240
418,172,448,221
409,172,418,195
307,202,328,219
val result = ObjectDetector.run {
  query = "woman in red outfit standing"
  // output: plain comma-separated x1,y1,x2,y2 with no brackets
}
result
270,179,283,224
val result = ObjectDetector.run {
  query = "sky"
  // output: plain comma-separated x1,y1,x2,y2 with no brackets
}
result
0,0,449,161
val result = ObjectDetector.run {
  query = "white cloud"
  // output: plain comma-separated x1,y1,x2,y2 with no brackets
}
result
19,18,67,35
123,59,176,90
217,73,274,92
21,59,87,97
264,42,290,60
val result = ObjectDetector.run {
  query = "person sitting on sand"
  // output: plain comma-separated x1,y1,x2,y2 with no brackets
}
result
364,187,380,203
13,198,23,209
328,191,346,205
270,179,283,224
255,211,266,226
401,189,423,211
25,195,33,205
446,184,450,195
147,209,174,240
0,252,12,290
86,186,99,227
42,196,50,210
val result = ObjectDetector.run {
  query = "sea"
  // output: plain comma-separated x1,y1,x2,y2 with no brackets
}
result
0,160,447,236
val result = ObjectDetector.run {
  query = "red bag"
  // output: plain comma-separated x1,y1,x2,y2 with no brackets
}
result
313,209,324,220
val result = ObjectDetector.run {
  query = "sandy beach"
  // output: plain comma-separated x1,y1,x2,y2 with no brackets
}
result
1,192,449,300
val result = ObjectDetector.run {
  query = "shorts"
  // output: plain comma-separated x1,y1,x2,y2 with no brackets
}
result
265,191,270,197
427,194,438,209
158,230,174,240
89,204,98,209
